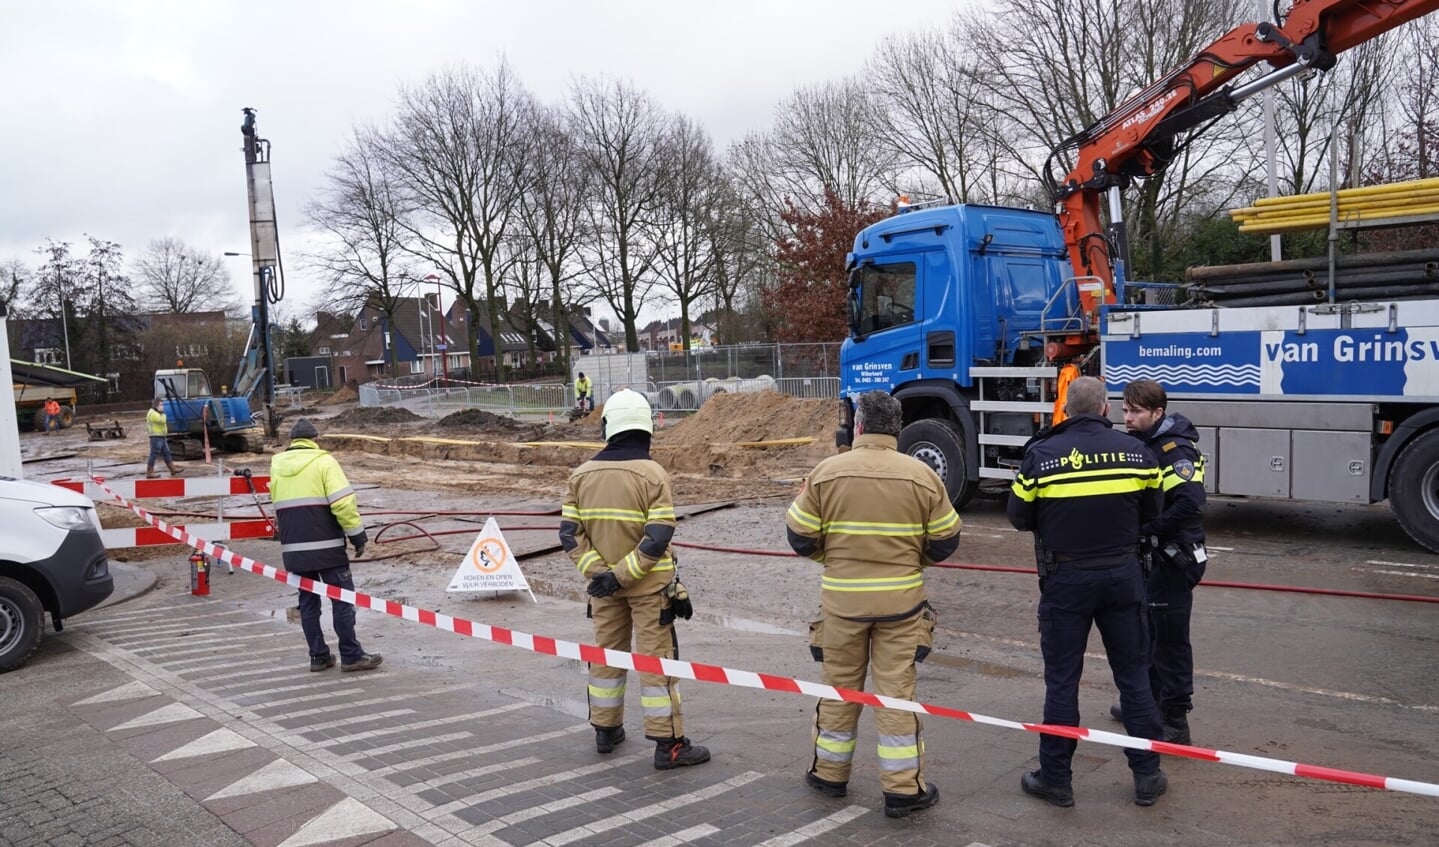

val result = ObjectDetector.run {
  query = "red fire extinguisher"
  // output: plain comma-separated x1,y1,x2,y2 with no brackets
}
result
190,550,210,596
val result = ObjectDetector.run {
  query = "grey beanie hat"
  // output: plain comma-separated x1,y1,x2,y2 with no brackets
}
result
290,418,319,440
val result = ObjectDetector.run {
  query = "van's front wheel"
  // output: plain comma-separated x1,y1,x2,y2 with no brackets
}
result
0,576,44,673
900,418,978,509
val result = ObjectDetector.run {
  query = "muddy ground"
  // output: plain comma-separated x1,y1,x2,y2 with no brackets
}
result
26,390,842,560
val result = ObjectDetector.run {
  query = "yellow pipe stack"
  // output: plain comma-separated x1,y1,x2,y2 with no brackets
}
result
1229,177,1439,235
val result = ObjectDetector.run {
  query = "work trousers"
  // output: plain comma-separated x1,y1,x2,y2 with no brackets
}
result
1146,554,1206,712
147,436,173,465
588,590,683,739
295,565,364,664
811,611,929,796
1037,558,1162,785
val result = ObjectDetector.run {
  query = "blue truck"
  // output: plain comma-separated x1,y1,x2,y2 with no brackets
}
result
835,203,1439,552
833,0,1439,552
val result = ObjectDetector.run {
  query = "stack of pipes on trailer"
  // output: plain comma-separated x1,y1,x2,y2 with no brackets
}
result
1184,248,1439,307
1229,177,1439,235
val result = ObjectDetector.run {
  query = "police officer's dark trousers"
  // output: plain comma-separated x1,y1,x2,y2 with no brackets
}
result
1038,556,1163,785
295,565,363,664
1146,554,1206,712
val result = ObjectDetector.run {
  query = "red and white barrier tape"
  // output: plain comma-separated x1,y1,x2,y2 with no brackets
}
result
91,477,1439,799
56,475,271,499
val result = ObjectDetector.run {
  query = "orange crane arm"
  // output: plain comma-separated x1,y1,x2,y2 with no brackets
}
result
1049,0,1439,317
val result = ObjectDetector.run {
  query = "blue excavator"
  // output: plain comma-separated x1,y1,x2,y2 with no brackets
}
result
153,106,284,455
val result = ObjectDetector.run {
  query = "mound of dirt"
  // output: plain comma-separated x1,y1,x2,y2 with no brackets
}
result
321,385,358,405
328,406,422,426
660,391,834,446
437,408,527,430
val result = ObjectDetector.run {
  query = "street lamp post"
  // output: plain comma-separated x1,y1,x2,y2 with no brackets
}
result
57,289,72,370
426,274,448,383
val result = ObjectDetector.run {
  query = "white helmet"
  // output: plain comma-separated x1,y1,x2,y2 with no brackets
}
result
601,388,653,439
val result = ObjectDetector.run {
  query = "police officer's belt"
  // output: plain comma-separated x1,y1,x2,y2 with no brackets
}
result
1052,551,1134,569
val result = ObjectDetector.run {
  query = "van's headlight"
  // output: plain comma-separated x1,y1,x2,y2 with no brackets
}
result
35,506,96,531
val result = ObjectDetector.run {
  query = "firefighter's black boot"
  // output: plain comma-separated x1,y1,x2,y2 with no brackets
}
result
1161,707,1191,745
595,725,625,754
653,736,710,770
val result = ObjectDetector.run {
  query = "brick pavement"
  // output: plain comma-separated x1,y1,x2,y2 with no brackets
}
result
1,560,1002,847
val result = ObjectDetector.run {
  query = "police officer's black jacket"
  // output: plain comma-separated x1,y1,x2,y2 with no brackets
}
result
1133,412,1206,546
1007,414,1162,561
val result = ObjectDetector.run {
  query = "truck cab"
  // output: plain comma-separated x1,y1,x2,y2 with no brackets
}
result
839,203,1078,505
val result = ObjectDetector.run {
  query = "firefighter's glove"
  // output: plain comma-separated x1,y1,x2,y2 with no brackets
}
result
587,571,621,598
351,530,369,558
667,580,693,620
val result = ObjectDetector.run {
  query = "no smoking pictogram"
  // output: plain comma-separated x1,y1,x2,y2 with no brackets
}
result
469,537,508,573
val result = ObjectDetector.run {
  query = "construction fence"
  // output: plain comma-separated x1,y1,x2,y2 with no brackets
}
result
358,343,843,421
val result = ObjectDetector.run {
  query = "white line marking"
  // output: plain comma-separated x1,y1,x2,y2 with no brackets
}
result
275,797,395,847
637,823,721,847
371,724,590,778
108,703,206,731
153,728,256,762
206,758,318,801
317,704,526,750
539,772,764,847
754,805,869,847
72,680,160,706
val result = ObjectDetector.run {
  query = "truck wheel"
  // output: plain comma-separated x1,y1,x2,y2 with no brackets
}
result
0,576,45,673
61,406,75,428
1389,429,1439,554
31,407,46,431
900,418,979,509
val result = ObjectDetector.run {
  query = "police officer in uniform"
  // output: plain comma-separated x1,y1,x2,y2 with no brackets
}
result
1007,376,1168,807
1110,378,1207,744
559,388,710,770
785,391,961,818
270,418,382,673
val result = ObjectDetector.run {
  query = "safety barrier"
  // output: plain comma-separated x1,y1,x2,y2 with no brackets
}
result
59,474,273,550
89,475,1439,799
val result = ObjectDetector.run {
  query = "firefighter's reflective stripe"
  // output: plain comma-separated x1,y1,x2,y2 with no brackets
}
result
787,502,821,532
877,734,922,771
815,729,857,763
587,675,625,708
641,684,674,719
1011,466,1160,502
576,549,605,576
821,573,924,593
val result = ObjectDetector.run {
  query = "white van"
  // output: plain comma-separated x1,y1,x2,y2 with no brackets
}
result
0,476,114,672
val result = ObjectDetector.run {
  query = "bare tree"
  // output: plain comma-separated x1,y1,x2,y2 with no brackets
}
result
516,104,592,376
704,176,772,344
569,76,673,352
964,0,1250,276
1,258,27,315
306,125,412,376
386,60,537,377
869,27,1013,204
653,115,726,351
133,237,241,315
770,78,902,211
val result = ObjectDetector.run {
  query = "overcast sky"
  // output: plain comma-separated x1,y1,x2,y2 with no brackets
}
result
1,0,966,322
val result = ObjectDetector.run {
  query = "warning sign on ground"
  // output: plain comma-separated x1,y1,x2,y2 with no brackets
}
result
446,517,536,602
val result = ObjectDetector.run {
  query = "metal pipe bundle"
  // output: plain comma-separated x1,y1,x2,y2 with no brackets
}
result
1229,178,1439,235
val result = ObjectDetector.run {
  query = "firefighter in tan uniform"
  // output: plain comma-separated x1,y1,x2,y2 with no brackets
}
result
785,390,961,818
559,388,710,770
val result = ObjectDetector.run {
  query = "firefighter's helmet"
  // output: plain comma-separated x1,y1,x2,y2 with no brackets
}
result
601,388,653,439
